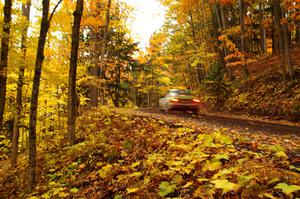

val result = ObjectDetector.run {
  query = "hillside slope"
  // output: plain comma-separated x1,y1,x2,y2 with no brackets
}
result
222,48,300,122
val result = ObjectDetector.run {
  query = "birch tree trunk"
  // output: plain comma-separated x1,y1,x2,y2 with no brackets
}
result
67,0,84,145
0,0,12,131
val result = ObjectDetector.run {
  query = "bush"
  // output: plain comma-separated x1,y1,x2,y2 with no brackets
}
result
202,62,231,107
0,135,11,160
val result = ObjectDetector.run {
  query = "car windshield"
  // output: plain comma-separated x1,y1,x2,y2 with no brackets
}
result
169,90,192,96
177,90,192,95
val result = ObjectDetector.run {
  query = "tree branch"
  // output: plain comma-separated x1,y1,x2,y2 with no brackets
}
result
48,0,63,24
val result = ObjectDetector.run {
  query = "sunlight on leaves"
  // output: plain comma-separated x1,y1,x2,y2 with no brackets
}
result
274,183,300,195
211,179,239,194
158,181,176,197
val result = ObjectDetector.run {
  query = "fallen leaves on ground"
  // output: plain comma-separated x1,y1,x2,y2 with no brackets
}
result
0,107,300,198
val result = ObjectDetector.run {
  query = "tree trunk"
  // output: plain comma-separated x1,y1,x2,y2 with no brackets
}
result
239,0,249,78
273,0,281,54
210,4,225,70
11,0,31,168
89,68,98,107
99,0,111,105
296,23,300,47
0,0,12,131
28,0,62,192
67,0,84,146
281,9,293,79
115,64,120,107
89,29,98,107
259,2,267,54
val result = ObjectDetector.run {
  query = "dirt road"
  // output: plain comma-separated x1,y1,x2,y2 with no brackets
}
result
142,108,300,136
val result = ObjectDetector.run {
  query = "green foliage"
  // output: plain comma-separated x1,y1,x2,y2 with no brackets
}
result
275,183,300,195
158,181,176,197
202,62,231,105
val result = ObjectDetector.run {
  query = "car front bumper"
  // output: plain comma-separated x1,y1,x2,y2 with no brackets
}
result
168,103,200,111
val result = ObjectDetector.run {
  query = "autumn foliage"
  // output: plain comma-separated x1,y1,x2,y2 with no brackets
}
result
1,108,300,198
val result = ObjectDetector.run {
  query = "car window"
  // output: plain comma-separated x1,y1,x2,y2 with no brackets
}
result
166,90,192,97
177,90,192,95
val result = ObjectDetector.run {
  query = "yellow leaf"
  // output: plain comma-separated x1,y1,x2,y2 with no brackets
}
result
183,181,193,188
131,161,141,168
126,187,139,194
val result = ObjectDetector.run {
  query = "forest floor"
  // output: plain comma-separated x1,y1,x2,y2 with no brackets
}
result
1,107,300,198
210,47,300,122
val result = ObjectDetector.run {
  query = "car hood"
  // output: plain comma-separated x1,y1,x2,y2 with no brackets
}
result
175,95,195,100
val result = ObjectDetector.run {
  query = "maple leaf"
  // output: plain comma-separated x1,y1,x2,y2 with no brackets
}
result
158,181,176,197
97,164,113,178
202,159,222,172
211,179,239,194
274,183,300,195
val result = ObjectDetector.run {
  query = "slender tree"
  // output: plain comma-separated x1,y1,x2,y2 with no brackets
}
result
239,0,249,78
28,0,62,191
0,0,12,131
296,24,300,47
11,0,31,168
67,0,84,145
259,2,267,54
273,0,281,54
99,0,112,105
281,8,294,79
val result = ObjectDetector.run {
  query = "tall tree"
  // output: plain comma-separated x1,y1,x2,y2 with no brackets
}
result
296,24,300,47
259,2,267,54
239,0,249,78
11,0,31,168
99,0,112,105
67,0,84,145
0,0,12,131
273,0,281,54
28,0,62,191
281,8,294,79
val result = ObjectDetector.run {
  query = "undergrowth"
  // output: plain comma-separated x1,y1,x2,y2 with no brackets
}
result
0,107,300,198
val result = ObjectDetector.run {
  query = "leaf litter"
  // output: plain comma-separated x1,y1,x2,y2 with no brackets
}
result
0,107,300,198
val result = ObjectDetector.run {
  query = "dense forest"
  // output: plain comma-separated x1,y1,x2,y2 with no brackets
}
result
0,0,300,198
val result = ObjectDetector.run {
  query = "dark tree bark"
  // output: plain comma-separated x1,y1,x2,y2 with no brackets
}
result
296,23,300,47
67,0,84,146
281,9,294,79
28,0,62,192
239,0,249,78
0,0,12,131
11,0,31,168
272,0,281,54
